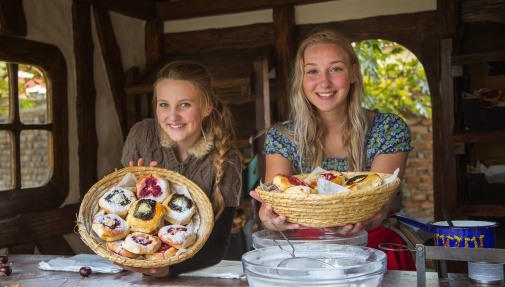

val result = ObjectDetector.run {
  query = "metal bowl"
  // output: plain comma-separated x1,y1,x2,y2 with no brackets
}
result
252,229,368,249
242,244,386,287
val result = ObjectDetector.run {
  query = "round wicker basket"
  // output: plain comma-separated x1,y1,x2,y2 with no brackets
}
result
77,166,214,268
256,172,400,228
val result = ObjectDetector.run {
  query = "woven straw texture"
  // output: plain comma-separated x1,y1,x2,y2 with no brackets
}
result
77,166,214,268
256,172,400,228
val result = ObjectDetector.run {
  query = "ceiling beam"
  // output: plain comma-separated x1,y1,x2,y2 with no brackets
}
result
76,0,156,20
154,0,341,21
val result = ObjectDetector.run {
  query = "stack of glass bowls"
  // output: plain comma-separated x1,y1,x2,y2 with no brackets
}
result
242,229,386,287
242,244,386,287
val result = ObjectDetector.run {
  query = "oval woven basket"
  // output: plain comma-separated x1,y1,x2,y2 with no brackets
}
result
77,166,214,268
256,172,400,228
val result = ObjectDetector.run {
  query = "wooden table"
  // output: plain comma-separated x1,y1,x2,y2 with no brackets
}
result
1,254,494,286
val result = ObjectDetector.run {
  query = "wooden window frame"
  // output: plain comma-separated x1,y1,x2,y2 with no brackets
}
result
0,35,68,218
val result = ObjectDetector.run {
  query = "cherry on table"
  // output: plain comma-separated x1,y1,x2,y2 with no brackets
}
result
79,266,92,277
0,265,12,276
0,255,8,264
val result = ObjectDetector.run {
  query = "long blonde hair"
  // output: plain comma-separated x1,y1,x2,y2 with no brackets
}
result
153,60,235,219
281,29,369,172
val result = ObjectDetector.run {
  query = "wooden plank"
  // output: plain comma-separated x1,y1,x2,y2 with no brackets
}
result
164,23,274,55
37,236,75,255
273,4,295,122
0,204,80,248
93,6,129,139
0,0,27,36
145,20,164,67
154,0,341,21
437,0,459,38
76,0,155,20
72,1,98,197
461,0,505,23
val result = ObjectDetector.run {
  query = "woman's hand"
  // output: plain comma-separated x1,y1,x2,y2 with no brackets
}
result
116,263,170,278
129,158,158,167
249,190,301,231
323,212,382,235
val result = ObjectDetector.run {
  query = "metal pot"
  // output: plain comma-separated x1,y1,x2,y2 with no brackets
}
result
394,215,498,248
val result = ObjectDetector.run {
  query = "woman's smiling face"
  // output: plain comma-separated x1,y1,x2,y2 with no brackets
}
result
155,79,211,149
302,43,356,114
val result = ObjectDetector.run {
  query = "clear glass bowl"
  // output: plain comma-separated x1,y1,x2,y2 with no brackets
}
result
252,229,368,249
242,244,386,287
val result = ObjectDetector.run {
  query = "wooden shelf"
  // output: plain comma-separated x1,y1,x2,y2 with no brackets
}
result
460,204,505,218
453,130,505,143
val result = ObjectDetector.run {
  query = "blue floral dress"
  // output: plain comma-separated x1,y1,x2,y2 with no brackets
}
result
263,112,413,173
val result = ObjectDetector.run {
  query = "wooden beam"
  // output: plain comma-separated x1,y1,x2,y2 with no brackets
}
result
164,23,274,55
461,0,505,23
273,4,295,122
93,6,129,139
0,204,80,249
72,1,98,197
155,0,342,21
76,0,155,20
0,0,27,36
145,20,164,67
437,0,459,38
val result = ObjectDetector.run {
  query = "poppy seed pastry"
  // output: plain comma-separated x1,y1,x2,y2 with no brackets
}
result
98,187,137,218
162,193,196,225
344,173,382,190
106,240,140,259
145,243,178,260
92,213,130,241
126,199,165,234
122,232,161,255
158,224,196,249
136,173,170,203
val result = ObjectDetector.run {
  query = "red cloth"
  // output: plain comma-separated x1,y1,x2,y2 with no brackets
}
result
367,225,416,271
291,225,416,271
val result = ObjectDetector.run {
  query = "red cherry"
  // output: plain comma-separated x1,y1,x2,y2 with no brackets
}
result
0,255,7,264
0,265,12,276
79,266,92,277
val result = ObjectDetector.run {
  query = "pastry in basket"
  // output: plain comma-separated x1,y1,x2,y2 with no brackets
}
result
106,239,140,259
98,186,137,218
305,170,346,188
162,193,196,225
283,185,317,194
123,232,162,255
92,213,130,241
127,198,165,233
136,173,170,203
145,243,178,260
344,173,382,190
158,224,197,249
272,174,308,191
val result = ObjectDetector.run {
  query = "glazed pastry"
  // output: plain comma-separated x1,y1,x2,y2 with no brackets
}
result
145,243,178,260
127,199,165,233
272,174,308,191
344,173,382,190
158,224,196,249
106,240,140,259
92,213,130,241
283,185,317,195
98,187,137,218
306,171,346,188
136,173,170,203
122,232,161,255
162,193,196,225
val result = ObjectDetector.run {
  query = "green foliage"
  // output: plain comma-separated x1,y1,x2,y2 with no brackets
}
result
354,39,432,119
